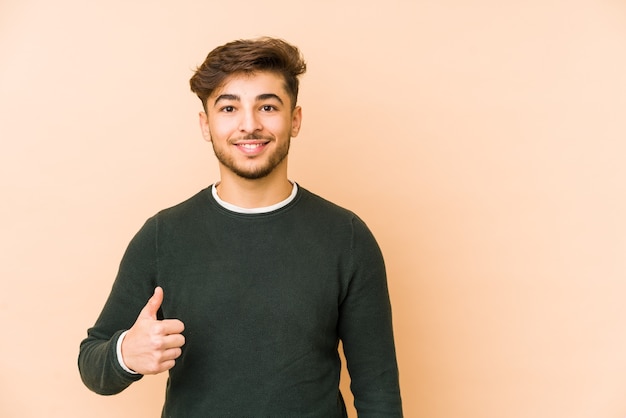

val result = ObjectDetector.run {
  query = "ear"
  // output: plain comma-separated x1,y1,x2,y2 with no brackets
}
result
199,111,211,142
290,106,302,138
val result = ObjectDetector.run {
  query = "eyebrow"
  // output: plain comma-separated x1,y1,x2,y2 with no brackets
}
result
213,93,284,106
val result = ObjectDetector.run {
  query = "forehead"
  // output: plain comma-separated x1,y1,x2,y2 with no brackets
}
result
211,71,289,100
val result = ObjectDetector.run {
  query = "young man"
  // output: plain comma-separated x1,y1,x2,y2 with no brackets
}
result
78,37,403,417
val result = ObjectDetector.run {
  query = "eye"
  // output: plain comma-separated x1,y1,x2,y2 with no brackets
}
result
220,105,235,113
261,105,277,112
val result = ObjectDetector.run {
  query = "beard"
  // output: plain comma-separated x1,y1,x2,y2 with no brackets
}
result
210,134,291,180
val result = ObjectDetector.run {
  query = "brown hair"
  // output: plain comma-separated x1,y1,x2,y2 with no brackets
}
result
190,37,307,110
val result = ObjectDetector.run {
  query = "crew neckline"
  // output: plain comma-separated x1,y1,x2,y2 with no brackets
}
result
211,181,298,214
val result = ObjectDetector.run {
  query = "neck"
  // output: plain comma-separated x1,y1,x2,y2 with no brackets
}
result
216,167,293,209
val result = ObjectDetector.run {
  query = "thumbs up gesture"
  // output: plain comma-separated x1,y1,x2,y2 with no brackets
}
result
121,287,185,375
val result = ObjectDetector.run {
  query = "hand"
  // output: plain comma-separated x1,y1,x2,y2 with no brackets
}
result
121,287,185,375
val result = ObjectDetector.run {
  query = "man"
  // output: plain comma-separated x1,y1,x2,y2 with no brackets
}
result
78,37,403,417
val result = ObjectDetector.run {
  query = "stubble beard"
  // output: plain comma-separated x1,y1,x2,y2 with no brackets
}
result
211,136,291,180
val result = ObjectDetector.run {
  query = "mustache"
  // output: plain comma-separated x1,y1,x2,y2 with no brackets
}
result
236,133,274,141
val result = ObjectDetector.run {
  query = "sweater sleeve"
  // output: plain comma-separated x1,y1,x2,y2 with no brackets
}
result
338,217,403,417
78,217,159,395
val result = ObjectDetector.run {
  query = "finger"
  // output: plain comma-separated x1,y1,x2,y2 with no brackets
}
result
160,318,185,334
161,333,186,350
161,347,183,362
139,286,164,320
159,359,177,373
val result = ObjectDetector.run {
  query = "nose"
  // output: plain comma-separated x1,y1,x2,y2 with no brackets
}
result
238,109,262,133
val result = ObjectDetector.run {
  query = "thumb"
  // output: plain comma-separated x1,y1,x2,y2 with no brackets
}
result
139,286,163,320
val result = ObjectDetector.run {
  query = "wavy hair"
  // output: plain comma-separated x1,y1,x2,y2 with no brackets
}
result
190,37,306,110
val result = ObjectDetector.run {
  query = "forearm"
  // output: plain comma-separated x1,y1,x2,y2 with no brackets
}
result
78,329,143,395
342,304,403,417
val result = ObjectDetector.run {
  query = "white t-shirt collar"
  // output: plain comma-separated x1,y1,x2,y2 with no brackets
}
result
211,181,298,214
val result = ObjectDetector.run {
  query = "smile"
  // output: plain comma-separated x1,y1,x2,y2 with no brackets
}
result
239,143,264,149
234,141,270,155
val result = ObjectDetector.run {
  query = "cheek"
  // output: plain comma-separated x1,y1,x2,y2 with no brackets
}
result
267,118,293,137
208,120,235,139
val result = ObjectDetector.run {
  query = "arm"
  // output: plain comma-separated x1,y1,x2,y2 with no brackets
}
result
338,217,403,417
78,217,184,395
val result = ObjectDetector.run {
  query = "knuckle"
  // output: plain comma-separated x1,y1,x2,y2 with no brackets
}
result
151,322,165,335
149,336,164,350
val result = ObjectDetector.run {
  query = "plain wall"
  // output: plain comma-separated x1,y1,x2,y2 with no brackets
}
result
1,0,625,417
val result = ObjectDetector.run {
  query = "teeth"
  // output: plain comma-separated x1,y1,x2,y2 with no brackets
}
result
240,143,263,149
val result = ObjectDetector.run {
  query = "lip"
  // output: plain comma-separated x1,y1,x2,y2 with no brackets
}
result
233,140,270,155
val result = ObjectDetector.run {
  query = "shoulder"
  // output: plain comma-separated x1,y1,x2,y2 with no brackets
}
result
297,186,356,218
295,186,372,234
128,188,211,241
153,187,212,221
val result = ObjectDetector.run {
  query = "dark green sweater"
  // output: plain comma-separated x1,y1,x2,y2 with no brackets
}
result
79,186,402,417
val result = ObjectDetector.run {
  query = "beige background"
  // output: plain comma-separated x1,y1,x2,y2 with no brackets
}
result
1,0,625,417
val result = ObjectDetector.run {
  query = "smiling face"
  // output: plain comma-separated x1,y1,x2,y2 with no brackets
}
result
199,71,302,181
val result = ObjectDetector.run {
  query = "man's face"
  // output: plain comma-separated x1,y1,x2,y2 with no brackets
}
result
199,72,302,180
